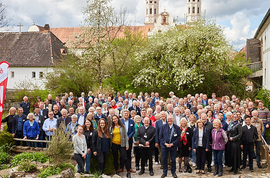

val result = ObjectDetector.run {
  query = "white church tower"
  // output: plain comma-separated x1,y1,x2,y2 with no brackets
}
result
144,0,160,26
186,0,201,24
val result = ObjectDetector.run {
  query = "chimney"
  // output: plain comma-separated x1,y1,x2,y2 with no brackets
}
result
43,24,50,33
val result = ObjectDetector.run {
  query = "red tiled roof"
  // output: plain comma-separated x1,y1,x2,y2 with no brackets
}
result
50,26,154,46
240,46,247,54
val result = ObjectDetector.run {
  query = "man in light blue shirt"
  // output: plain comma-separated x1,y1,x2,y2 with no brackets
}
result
43,111,57,140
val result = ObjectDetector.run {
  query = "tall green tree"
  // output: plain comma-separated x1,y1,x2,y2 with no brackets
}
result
133,19,252,97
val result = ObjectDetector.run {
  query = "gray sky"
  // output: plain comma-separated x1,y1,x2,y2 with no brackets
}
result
2,0,270,50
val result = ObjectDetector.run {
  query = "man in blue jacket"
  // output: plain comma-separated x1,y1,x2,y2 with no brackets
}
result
20,96,30,116
12,107,27,146
120,109,135,173
159,115,181,178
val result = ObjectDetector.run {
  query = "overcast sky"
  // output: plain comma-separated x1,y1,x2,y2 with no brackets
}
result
2,0,270,50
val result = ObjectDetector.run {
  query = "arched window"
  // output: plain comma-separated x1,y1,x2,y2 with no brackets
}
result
188,7,190,14
198,0,200,2
193,7,195,13
150,8,152,14
154,8,156,14
197,7,199,13
163,17,166,23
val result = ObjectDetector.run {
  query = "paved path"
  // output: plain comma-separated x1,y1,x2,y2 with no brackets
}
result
117,158,270,178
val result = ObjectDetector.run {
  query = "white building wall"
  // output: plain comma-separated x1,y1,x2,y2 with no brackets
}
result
7,67,54,90
260,23,270,90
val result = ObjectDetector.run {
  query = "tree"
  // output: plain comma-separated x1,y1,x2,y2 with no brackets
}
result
45,55,94,96
71,0,127,89
133,19,252,97
0,3,11,28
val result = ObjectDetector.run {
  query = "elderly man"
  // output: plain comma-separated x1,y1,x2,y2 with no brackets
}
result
57,109,71,128
94,106,107,123
77,106,87,126
20,96,30,116
159,115,181,178
155,111,168,169
48,94,56,105
120,110,135,173
152,92,160,106
153,105,162,116
43,111,57,140
137,117,156,176
184,109,191,121
167,104,174,116
251,110,264,168
65,100,76,111
129,100,141,116
39,102,48,119
87,91,95,103
257,101,270,137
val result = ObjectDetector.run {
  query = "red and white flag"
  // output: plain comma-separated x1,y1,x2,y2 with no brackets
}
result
0,61,9,129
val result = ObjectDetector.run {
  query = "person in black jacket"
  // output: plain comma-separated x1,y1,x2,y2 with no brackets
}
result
192,119,209,174
178,118,192,173
34,107,45,147
2,107,16,133
94,107,107,123
201,113,213,172
83,119,94,174
240,117,258,171
12,107,27,146
137,117,156,176
227,113,242,174
92,118,111,174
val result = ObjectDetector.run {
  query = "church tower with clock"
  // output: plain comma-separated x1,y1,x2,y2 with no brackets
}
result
144,0,160,26
186,0,201,25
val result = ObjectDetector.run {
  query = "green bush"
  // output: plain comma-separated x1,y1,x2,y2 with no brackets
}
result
0,130,14,147
11,152,48,167
0,143,14,154
0,164,9,170
0,152,10,164
18,160,37,172
59,162,75,173
38,166,62,178
90,151,115,175
255,89,270,109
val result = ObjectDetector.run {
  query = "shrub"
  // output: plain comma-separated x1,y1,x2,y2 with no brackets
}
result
11,152,48,167
0,130,14,147
45,123,73,167
0,152,10,164
90,151,115,175
0,143,14,154
59,162,75,173
38,166,62,178
0,164,9,170
255,89,270,109
18,160,37,172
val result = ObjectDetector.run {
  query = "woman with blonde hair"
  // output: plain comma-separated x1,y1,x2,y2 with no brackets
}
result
2,107,16,133
192,119,209,174
23,113,40,147
212,119,228,176
178,118,192,173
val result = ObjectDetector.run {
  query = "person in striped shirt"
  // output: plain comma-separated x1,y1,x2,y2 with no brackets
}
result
257,101,270,137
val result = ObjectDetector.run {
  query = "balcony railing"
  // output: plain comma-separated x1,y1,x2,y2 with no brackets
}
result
247,61,262,72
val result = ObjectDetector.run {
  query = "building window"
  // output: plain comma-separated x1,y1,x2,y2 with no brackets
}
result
188,7,190,14
193,7,195,13
39,72,44,78
154,8,156,14
32,72,36,78
150,8,152,14
189,0,190,2
163,17,166,23
11,71,14,78
198,7,199,13
154,1,156,3
150,1,152,3
198,0,199,2
193,0,195,1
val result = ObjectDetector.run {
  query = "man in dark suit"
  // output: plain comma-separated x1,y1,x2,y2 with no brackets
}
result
20,96,30,116
57,109,72,128
137,117,156,176
159,115,181,178
155,111,167,169
120,109,135,173
128,100,141,116
77,106,87,126
34,107,45,147
39,102,48,119
12,107,27,146
81,92,88,103
94,107,107,123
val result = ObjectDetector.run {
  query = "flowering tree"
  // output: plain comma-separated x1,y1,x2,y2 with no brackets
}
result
133,19,237,92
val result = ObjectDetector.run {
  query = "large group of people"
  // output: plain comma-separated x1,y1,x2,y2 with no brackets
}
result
2,91,270,178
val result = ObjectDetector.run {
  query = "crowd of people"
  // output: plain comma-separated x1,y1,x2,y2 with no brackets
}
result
2,91,270,178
